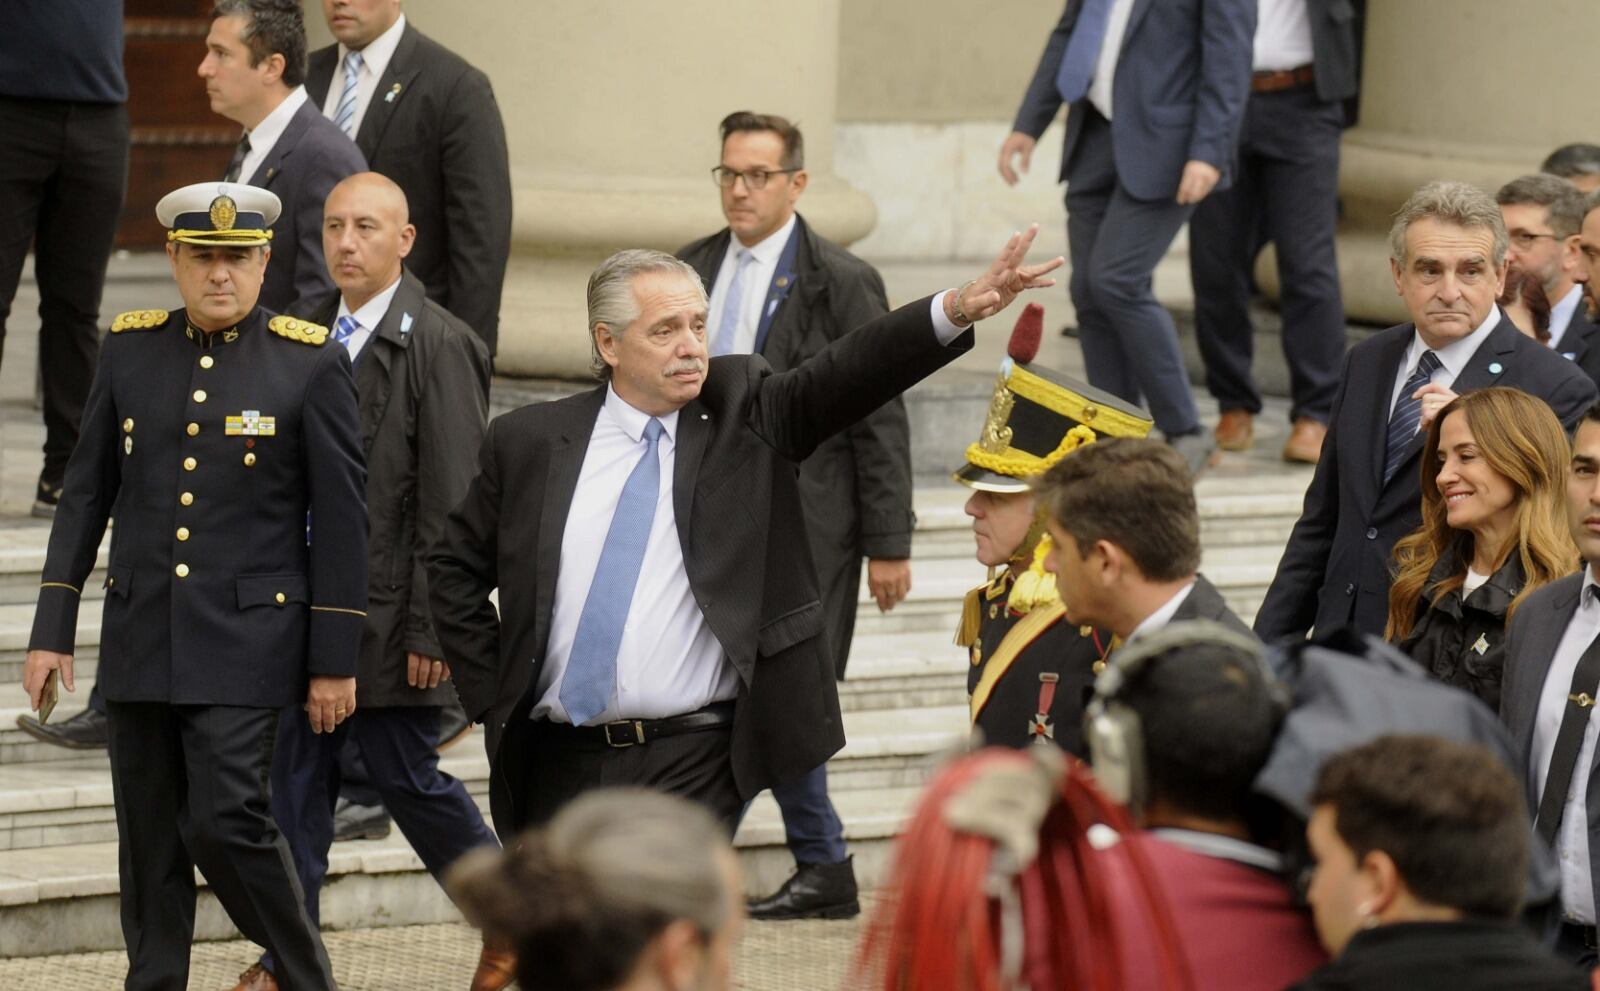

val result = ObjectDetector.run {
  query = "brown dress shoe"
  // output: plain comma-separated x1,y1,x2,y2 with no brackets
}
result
1283,417,1328,464
471,939,517,991
1214,409,1254,451
229,963,279,991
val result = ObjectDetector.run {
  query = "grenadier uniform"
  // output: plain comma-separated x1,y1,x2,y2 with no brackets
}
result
953,306,1152,755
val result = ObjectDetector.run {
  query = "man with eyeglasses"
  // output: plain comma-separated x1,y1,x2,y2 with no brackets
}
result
676,111,915,921
1498,174,1600,386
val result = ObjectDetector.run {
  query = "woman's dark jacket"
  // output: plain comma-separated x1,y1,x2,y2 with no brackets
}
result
1398,549,1523,711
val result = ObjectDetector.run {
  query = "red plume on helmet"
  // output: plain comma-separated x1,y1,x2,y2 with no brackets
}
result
1008,302,1044,365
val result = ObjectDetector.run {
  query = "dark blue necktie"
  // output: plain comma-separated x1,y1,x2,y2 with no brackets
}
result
560,418,665,725
1055,0,1117,104
1383,350,1442,483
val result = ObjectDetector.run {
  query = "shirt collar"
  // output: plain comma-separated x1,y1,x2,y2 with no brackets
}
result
245,85,308,150
1549,284,1585,349
339,13,407,81
1405,306,1500,381
1127,579,1197,641
727,212,797,269
1148,828,1283,871
336,273,404,335
603,384,680,444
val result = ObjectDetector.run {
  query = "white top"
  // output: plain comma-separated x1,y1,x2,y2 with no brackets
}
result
705,213,797,356
1087,0,1138,120
319,13,408,137
239,86,308,184
1550,284,1585,351
1253,0,1314,71
1387,307,1501,419
1530,565,1600,924
1127,580,1198,641
1462,568,1490,595
334,274,402,361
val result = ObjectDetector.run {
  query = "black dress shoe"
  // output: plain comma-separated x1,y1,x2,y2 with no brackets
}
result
747,855,859,920
15,707,108,749
31,478,63,520
332,797,392,841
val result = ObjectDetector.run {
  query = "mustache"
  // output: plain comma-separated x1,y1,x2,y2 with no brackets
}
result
663,358,704,376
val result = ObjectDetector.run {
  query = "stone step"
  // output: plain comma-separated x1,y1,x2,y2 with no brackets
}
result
0,529,110,608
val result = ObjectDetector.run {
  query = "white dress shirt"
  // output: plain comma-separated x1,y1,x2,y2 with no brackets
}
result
1387,307,1500,418
1530,565,1600,924
319,13,408,137
1126,580,1198,641
238,86,308,184
1550,284,1586,351
1087,0,1138,120
1253,0,1314,71
334,274,403,361
705,213,797,356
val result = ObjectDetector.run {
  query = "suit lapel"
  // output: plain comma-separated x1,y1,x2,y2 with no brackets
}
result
536,390,606,645
305,46,336,106
1386,313,1518,485
248,101,313,188
673,397,711,553
1516,577,1584,767
1366,327,1415,490
352,272,426,446
686,230,731,293
355,26,423,155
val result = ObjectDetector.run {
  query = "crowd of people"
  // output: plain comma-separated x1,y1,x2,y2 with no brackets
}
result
11,0,1600,989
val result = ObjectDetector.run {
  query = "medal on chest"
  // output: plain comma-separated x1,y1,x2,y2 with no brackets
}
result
1028,672,1059,744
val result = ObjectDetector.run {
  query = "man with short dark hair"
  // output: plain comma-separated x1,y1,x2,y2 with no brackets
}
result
1545,144,1600,195
1496,174,1600,382
1035,437,1250,640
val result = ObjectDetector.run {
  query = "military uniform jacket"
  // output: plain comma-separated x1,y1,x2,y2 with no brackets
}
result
28,306,368,707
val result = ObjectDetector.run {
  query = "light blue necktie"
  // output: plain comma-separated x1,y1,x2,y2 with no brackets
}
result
1383,350,1442,483
1055,0,1116,104
334,314,361,352
334,50,363,138
560,418,665,724
712,249,755,356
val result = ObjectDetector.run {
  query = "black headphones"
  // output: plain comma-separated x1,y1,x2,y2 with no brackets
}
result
1083,620,1288,815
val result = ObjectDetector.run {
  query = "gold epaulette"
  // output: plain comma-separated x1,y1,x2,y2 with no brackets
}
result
268,315,329,346
110,310,170,333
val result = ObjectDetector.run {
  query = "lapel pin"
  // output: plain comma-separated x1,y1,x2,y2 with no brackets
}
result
701,413,709,420
1488,362,1503,374
400,312,414,337
386,82,401,103
775,276,789,288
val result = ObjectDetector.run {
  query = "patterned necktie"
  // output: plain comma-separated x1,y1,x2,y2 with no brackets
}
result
560,418,666,725
711,249,755,357
224,134,251,183
1382,350,1443,483
1055,0,1117,104
334,315,361,353
333,49,364,138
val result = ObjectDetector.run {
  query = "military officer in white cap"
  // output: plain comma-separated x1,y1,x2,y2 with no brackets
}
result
20,181,367,991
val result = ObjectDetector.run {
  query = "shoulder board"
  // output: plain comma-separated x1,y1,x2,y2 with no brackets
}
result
268,315,329,346
110,309,170,333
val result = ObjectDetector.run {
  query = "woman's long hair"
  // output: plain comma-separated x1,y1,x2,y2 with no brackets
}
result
1385,387,1576,641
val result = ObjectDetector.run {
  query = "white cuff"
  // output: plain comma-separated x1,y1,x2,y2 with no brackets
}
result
930,290,969,345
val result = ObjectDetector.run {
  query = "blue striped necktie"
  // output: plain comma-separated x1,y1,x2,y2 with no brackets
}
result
712,249,755,356
560,418,666,725
334,50,363,138
1055,0,1116,104
1383,350,1442,483
334,314,361,353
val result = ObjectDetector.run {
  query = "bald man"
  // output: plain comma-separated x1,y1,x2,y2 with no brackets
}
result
240,173,510,991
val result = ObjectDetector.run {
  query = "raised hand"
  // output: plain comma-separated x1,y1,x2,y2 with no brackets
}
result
946,224,1065,326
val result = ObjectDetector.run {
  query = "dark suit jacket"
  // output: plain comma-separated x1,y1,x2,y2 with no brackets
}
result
314,269,491,707
307,24,512,354
426,296,972,833
1255,311,1597,643
1502,572,1600,921
1172,573,1253,637
1555,305,1600,388
677,215,914,676
247,98,366,315
1306,0,1363,104
1011,0,1256,200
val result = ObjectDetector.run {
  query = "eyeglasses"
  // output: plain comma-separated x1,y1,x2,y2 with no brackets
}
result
1509,230,1560,249
711,166,799,190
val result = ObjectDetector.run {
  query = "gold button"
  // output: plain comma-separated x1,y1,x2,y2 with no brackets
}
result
174,563,189,578
122,418,134,433
176,527,189,541
199,355,214,369
244,452,256,467
106,577,115,588
183,457,197,471
180,491,194,506
193,389,207,403
275,592,286,605
187,422,199,437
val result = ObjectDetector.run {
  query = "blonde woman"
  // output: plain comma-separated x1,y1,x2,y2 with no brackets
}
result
1386,387,1578,710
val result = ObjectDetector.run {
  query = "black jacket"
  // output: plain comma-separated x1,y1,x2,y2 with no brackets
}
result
307,23,512,354
1305,0,1363,104
1255,311,1595,643
426,295,972,834
315,270,490,708
677,215,914,677
1287,920,1586,991
1173,572,1254,635
1556,306,1600,390
1397,550,1522,712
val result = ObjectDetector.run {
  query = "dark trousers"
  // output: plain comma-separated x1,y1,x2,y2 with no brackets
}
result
1189,84,1346,423
770,763,848,864
264,705,499,974
104,700,335,991
1554,922,1599,969
1065,108,1200,438
0,97,128,485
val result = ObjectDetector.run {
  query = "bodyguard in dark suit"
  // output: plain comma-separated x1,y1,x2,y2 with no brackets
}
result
1190,0,1362,464
1564,192,1600,387
1498,174,1600,391
1000,0,1256,473
677,112,915,920
307,0,511,354
426,231,1062,840
201,0,366,314
1256,182,1596,645
21,183,365,991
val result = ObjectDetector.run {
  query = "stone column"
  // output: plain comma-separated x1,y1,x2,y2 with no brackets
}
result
398,0,876,377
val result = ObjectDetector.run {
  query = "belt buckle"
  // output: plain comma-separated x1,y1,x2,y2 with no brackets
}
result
604,719,645,748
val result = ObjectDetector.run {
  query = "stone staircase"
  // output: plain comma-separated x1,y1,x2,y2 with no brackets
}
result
0,469,1310,956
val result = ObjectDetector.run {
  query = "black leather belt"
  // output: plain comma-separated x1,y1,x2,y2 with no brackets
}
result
533,701,735,749
1562,921,1598,950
